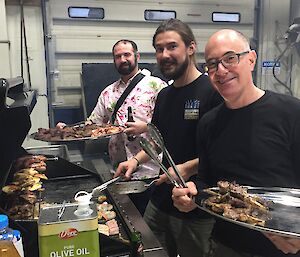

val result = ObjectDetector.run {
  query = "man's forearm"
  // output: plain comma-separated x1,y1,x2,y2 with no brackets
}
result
182,158,199,177
133,150,151,166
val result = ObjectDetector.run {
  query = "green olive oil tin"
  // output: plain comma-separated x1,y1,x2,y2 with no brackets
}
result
38,203,99,257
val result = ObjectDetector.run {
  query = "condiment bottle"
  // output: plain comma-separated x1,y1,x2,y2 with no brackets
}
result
127,106,136,141
74,191,93,216
131,231,144,256
0,215,21,257
12,230,24,257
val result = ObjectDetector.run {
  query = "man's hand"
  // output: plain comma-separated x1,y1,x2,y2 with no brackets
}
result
264,233,300,254
172,181,198,213
124,121,147,135
156,159,198,185
155,163,188,185
114,158,138,180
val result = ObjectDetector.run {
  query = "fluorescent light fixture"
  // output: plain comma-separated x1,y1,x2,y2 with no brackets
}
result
212,12,240,23
68,7,104,19
144,10,176,21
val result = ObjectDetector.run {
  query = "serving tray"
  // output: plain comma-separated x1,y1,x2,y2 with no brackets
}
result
30,124,124,142
196,187,300,238
109,167,159,194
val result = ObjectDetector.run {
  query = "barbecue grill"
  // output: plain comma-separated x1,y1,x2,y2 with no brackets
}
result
0,76,167,257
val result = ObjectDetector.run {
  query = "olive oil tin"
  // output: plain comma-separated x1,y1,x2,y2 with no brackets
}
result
38,203,99,257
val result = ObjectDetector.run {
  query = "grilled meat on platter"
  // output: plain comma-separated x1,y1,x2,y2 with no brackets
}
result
203,181,272,226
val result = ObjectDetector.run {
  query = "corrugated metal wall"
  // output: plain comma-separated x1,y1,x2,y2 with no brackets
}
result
46,0,255,110
8,0,298,147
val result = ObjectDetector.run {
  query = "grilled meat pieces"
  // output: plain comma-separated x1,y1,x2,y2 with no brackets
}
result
2,155,48,219
204,181,272,226
14,155,47,170
33,124,124,141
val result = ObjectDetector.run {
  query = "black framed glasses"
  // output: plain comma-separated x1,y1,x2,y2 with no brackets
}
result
203,51,250,73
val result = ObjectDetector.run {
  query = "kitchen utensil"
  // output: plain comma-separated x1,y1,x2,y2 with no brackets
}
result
57,200,66,220
74,176,122,201
45,157,58,161
140,138,181,187
196,186,300,238
59,121,86,128
147,123,187,188
92,176,122,194
109,179,158,194
30,125,124,143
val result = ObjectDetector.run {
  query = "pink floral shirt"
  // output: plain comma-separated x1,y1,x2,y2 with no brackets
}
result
88,69,167,175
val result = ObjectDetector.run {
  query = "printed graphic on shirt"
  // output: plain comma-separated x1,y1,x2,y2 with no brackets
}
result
184,99,200,120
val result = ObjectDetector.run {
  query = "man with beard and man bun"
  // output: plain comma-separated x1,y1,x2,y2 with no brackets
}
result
58,39,166,214
115,19,222,257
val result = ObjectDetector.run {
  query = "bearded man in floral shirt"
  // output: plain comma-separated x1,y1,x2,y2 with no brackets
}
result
87,39,167,213
58,39,166,214
88,39,166,169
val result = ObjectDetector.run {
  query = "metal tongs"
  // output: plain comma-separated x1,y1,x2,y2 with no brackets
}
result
65,121,87,128
75,176,122,201
90,176,122,195
57,200,66,220
140,123,187,189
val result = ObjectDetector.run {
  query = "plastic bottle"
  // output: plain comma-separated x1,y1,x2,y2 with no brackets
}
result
131,231,144,256
127,106,136,141
0,214,21,257
74,191,93,216
12,230,24,257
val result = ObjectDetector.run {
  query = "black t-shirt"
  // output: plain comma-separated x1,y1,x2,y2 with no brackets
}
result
197,90,300,256
150,74,222,218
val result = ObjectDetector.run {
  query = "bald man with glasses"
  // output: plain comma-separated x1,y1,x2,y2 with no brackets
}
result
203,50,249,73
172,29,300,257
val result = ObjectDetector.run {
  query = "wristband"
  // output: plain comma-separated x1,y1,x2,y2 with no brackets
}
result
132,157,140,167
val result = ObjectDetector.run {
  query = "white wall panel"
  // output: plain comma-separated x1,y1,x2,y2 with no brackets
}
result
45,0,255,108
3,0,295,147
0,0,11,77
2,0,256,131
49,0,254,23
52,22,253,54
6,6,46,90
5,4,49,147
256,1,291,94
290,0,300,98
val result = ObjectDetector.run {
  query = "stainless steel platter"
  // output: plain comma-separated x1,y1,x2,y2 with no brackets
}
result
109,167,159,194
196,187,300,238
109,179,158,194
25,145,70,160
130,165,160,180
30,125,124,142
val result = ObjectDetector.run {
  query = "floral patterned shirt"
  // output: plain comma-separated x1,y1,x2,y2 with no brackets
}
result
88,69,167,176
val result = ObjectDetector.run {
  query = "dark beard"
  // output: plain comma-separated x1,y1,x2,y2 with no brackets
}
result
115,56,137,75
159,56,189,80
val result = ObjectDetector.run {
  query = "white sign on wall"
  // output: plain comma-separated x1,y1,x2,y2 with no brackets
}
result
261,61,280,75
